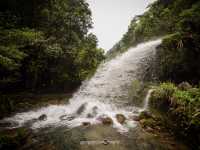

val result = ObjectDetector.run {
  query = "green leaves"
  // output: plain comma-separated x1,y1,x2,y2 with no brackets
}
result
150,82,200,147
0,0,104,91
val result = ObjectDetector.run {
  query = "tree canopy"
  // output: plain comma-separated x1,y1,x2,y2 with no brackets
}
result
0,0,105,92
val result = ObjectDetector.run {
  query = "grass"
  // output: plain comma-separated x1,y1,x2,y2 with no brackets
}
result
149,82,200,148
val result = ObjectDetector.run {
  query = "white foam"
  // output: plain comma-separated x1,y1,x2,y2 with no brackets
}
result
2,39,162,133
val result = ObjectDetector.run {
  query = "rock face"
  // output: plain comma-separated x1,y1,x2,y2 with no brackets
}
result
102,117,113,125
116,114,126,124
38,114,47,121
59,115,75,121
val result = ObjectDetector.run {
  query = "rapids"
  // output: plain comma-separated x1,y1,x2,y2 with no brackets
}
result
2,39,162,132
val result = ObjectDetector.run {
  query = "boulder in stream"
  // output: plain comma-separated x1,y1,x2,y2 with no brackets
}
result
76,103,87,115
116,114,126,124
38,114,47,121
101,117,113,125
82,122,91,127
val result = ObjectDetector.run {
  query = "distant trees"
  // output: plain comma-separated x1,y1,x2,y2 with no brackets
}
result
0,0,105,92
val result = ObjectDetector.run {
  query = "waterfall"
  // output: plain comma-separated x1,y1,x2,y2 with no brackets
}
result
140,89,154,112
2,39,162,132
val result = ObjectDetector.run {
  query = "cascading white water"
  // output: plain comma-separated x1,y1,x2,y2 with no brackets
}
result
2,39,161,132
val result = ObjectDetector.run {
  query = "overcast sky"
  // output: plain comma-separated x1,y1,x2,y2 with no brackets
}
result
87,0,156,51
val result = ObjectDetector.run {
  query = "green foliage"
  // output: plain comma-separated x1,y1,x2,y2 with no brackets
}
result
150,82,200,147
0,0,104,91
0,128,29,150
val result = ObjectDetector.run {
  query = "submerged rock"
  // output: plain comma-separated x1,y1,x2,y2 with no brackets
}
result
87,106,98,118
38,114,47,121
116,114,126,124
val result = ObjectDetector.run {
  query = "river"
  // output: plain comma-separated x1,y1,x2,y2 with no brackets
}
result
0,39,187,150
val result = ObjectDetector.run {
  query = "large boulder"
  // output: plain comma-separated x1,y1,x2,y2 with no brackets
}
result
116,114,126,124
59,115,75,121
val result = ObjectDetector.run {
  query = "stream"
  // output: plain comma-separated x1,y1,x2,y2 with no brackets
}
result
0,39,188,150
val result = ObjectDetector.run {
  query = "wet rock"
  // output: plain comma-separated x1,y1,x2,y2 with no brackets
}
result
76,103,87,115
82,122,91,126
116,114,126,124
139,111,152,120
87,106,98,118
146,127,154,133
139,119,147,128
102,117,113,125
38,114,47,121
178,82,192,90
59,115,75,121
103,139,109,145
132,115,140,121
25,118,38,127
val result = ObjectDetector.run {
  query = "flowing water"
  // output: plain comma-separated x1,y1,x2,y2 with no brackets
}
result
3,39,161,132
1,39,187,150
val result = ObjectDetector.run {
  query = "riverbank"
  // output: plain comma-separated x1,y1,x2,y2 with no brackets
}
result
0,92,73,120
0,123,189,150
138,82,200,149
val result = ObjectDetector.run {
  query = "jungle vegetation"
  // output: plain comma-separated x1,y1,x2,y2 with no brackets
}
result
0,0,105,93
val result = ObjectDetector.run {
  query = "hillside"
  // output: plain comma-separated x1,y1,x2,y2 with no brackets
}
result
108,0,200,84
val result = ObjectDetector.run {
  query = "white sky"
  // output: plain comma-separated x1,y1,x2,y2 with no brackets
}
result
87,0,156,51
